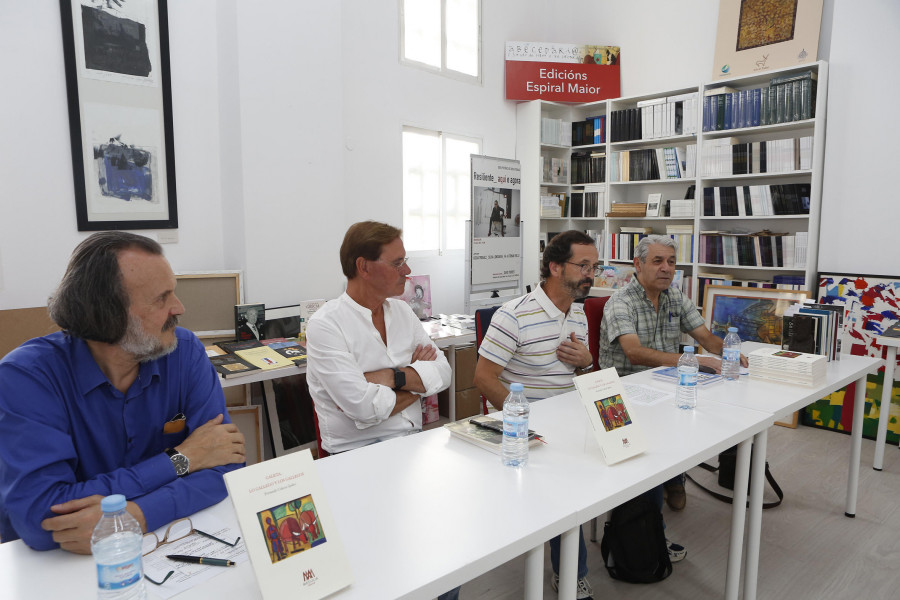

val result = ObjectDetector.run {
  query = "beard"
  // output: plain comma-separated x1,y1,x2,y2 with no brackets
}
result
562,274,594,300
120,314,179,362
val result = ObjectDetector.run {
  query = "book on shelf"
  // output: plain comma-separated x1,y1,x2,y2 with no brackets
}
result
444,416,544,455
609,146,694,182
574,367,646,465
650,366,723,386
541,117,572,146
646,192,662,217
667,199,695,218
702,72,815,131
209,353,260,379
698,230,806,268
606,202,647,217
223,449,352,600
702,184,811,217
235,303,266,341
570,151,606,184
611,92,698,142
571,115,606,146
702,136,812,177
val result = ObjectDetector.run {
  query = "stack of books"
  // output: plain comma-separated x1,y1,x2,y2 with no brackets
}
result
651,366,723,386
207,338,307,379
748,347,826,386
444,416,544,455
606,202,647,217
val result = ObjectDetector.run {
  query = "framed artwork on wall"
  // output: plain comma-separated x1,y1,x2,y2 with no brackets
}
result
702,285,810,344
803,272,900,444
59,0,178,231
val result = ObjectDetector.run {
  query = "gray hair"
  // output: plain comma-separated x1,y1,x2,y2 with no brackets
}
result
634,234,677,263
48,231,163,343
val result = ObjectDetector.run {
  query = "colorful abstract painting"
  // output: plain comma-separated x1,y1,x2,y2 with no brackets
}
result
803,273,900,443
257,494,326,564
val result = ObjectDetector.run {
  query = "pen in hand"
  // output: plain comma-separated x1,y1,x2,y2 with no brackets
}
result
166,554,235,567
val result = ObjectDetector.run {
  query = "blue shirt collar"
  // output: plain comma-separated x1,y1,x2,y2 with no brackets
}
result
71,334,162,397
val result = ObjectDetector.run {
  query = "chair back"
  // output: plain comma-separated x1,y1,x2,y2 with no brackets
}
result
312,406,328,458
474,306,500,415
583,296,610,371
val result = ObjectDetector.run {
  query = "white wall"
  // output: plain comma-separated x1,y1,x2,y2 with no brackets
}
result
0,0,228,310
1,0,895,316
817,0,900,277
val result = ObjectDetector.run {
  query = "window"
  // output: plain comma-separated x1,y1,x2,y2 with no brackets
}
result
402,127,481,253
401,0,480,80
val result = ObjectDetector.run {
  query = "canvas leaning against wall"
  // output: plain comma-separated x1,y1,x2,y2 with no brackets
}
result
803,273,900,443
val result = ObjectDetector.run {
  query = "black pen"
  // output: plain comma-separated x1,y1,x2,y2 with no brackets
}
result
166,554,235,567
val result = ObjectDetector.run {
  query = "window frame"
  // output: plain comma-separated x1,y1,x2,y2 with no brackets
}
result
401,125,482,257
399,0,482,85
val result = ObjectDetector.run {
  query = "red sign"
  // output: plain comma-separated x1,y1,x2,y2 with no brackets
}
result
505,61,620,103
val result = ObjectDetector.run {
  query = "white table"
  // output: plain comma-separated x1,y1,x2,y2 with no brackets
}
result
540,389,773,600
626,352,883,600
0,388,773,600
874,335,899,471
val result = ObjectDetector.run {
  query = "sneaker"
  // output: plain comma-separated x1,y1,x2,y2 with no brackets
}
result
664,481,686,511
551,573,594,600
667,539,687,563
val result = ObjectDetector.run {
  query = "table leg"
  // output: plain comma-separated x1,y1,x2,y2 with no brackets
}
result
524,544,543,600
724,438,752,600
742,428,768,600
558,526,578,600
874,346,896,471
845,374,868,517
447,344,458,422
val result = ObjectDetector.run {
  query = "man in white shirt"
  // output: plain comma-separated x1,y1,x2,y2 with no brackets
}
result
306,221,452,455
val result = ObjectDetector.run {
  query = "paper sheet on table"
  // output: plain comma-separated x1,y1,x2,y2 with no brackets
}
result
143,513,248,600
624,382,673,406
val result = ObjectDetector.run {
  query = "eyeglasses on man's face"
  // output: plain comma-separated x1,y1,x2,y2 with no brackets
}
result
142,517,241,585
564,261,603,276
377,256,410,271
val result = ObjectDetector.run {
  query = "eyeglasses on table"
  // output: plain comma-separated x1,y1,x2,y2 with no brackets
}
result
142,517,241,585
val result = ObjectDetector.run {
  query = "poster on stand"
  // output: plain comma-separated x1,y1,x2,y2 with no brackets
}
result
470,155,521,286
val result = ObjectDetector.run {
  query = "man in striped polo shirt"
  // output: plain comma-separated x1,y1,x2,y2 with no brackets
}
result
474,230,598,600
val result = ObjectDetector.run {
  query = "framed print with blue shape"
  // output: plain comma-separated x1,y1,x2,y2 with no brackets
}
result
59,0,178,231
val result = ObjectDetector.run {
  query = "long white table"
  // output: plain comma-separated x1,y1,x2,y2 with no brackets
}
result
625,352,883,600
0,388,772,600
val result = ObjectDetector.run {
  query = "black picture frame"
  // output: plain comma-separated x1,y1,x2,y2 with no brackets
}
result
59,0,178,231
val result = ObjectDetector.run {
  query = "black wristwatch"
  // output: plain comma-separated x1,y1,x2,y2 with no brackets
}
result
392,367,406,391
166,448,190,477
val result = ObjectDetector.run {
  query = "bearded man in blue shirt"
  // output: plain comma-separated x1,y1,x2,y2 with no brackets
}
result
0,232,245,553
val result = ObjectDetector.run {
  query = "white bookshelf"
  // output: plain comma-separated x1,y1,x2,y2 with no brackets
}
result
515,60,828,306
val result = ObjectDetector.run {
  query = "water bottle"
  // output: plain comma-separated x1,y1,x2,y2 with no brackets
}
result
91,494,146,600
721,327,742,381
675,346,699,410
501,383,530,467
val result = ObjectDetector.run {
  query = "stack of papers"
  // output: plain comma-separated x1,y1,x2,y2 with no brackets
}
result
651,366,723,386
748,347,826,386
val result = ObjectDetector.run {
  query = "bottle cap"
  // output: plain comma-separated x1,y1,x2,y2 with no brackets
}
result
101,494,127,513
728,327,738,332
683,346,694,353
510,383,524,392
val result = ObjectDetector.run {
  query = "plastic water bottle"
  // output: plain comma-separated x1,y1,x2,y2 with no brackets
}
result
675,346,699,410
91,494,146,600
501,383,530,467
721,327,742,381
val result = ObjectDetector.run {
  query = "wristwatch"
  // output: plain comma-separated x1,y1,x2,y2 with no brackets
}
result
166,448,190,477
575,363,593,375
392,368,406,391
